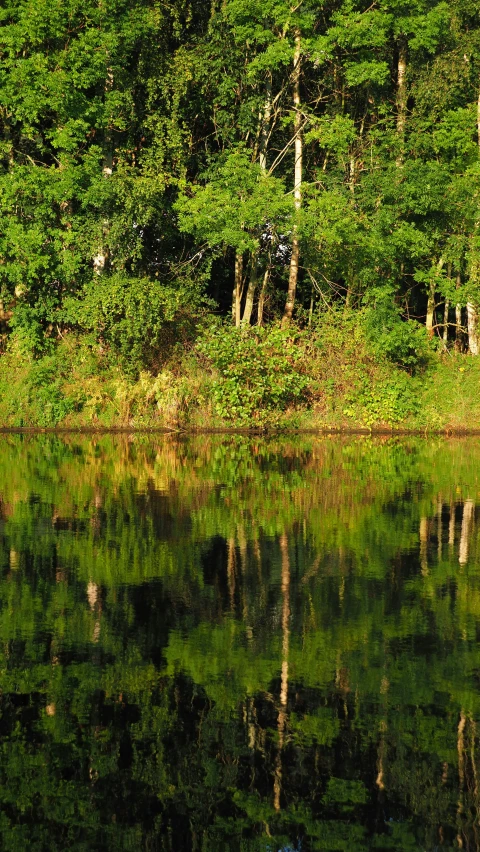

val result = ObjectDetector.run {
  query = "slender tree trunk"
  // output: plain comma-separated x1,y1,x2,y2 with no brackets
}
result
467,303,479,354
456,273,463,352
426,282,435,337
241,79,273,327
259,74,272,173
233,252,243,328
396,39,408,167
426,258,443,337
466,88,480,354
443,301,449,346
257,265,270,327
242,253,259,326
93,68,114,275
282,30,302,328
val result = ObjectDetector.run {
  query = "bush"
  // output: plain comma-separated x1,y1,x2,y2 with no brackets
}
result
361,289,432,372
62,273,205,375
197,324,310,424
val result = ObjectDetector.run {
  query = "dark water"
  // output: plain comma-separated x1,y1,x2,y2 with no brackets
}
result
1,435,480,850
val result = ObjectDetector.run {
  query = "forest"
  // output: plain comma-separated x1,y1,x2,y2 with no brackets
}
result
1,0,480,428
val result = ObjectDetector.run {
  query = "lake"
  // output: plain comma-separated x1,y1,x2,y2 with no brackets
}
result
0,433,479,850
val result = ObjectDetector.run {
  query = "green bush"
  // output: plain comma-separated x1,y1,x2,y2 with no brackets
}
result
361,289,432,372
197,324,310,424
62,273,204,375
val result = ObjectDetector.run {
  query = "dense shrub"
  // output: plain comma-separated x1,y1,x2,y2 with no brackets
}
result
197,324,310,424
62,274,205,375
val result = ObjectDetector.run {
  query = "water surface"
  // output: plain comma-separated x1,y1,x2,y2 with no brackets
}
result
0,434,479,850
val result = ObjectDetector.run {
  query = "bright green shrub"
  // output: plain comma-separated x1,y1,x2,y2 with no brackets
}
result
197,324,310,424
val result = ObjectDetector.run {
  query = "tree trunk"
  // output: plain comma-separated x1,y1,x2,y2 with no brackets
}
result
426,258,443,337
257,266,270,327
242,253,259,326
259,74,272,172
467,303,479,354
456,271,463,352
443,301,450,346
426,281,435,337
282,30,302,328
93,68,114,275
396,39,408,167
233,252,243,328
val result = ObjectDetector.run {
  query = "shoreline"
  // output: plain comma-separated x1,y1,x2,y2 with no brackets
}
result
2,426,480,436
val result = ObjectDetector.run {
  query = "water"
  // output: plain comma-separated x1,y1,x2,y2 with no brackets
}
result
0,433,479,850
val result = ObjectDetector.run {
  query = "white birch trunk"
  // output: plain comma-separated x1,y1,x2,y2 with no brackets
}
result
467,303,479,354
282,30,302,328
94,68,114,275
396,40,407,167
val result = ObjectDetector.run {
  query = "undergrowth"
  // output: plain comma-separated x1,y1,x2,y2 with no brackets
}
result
0,311,478,431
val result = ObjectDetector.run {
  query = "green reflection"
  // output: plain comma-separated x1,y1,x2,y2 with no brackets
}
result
0,434,479,850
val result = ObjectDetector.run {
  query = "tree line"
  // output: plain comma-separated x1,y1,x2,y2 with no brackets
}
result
0,0,480,366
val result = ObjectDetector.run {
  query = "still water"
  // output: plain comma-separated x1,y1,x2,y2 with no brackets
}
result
0,434,479,850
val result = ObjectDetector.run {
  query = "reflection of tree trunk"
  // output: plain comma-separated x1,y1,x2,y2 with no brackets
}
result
238,528,248,622
459,500,474,566
420,517,429,575
227,538,236,612
449,501,456,550
274,533,290,811
282,30,302,328
437,500,443,561
457,710,466,847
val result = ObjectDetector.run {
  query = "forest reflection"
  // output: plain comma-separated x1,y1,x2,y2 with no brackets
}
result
0,434,480,850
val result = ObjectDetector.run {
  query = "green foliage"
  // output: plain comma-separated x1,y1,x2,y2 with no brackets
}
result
175,149,289,253
361,290,432,372
197,323,310,424
63,273,204,374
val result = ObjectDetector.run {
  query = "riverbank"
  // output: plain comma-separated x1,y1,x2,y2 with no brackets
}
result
1,316,479,431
